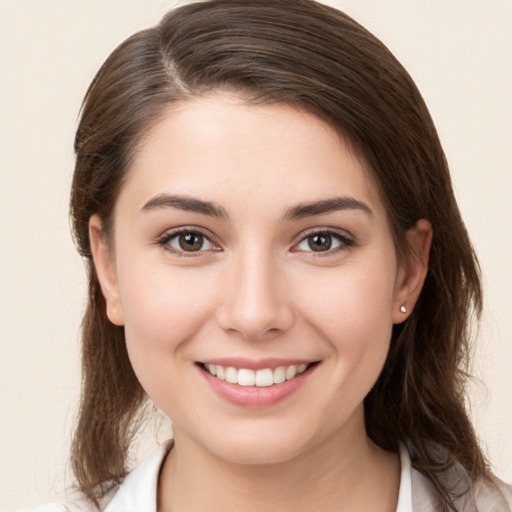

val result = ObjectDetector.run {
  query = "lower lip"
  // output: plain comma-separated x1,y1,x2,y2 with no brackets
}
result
199,365,315,407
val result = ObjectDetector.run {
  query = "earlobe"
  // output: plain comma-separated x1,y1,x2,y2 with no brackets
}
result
393,219,433,324
89,215,124,326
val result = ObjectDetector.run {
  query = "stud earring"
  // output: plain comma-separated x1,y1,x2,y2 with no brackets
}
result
400,305,407,313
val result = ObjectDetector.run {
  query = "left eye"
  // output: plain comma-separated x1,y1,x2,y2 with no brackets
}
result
166,231,215,253
295,232,346,253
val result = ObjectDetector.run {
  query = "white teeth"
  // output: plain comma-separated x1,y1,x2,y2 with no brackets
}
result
273,366,286,384
238,369,255,386
216,365,225,380
285,365,298,380
225,366,238,384
255,368,274,387
204,363,311,386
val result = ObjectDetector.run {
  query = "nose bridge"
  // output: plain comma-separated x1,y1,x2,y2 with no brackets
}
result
217,244,293,339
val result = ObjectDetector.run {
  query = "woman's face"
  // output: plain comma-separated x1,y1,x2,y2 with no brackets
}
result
91,93,429,464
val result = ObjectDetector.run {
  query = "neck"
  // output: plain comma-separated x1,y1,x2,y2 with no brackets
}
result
158,413,400,512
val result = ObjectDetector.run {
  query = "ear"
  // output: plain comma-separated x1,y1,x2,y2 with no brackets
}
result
392,219,433,324
89,214,124,326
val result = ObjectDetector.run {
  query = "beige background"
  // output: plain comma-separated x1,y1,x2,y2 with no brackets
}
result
1,0,511,509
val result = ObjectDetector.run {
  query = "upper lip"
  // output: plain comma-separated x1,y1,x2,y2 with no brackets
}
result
198,358,318,371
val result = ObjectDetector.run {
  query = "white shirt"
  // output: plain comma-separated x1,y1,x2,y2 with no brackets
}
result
33,441,512,512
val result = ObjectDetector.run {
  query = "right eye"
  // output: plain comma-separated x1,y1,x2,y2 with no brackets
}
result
159,229,219,256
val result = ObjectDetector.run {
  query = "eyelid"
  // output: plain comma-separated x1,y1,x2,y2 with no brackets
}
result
155,225,355,257
290,227,356,254
156,226,222,256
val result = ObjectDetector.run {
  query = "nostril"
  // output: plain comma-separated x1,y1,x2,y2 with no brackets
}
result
217,301,295,340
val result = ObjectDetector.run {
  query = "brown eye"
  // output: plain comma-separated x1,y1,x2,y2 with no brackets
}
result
163,230,216,254
307,233,332,252
178,232,205,251
294,230,352,254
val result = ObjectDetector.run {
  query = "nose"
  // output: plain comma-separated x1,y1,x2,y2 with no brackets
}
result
216,249,295,340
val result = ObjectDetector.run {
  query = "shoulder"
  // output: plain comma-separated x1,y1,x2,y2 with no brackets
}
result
27,485,116,512
29,440,173,512
406,441,512,512
27,488,110,512
411,463,512,511
29,499,97,512
474,475,512,511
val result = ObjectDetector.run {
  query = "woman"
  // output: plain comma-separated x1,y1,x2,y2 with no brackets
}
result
35,0,511,511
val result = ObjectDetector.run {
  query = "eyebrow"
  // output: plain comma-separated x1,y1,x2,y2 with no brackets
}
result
141,193,372,221
282,197,373,221
141,194,228,218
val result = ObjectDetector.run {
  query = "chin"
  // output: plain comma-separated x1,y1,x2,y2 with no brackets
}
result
190,419,323,466
213,438,306,466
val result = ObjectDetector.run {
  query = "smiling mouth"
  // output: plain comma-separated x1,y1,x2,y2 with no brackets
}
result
198,362,317,387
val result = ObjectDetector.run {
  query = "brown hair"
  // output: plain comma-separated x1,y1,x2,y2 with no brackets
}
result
70,1,487,509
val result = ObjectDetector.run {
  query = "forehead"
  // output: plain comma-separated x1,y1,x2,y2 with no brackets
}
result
119,93,387,221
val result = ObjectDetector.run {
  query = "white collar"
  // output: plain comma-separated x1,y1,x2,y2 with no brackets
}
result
103,440,173,512
104,440,414,512
396,443,413,512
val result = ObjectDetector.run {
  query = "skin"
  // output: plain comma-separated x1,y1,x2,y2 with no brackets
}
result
90,93,432,512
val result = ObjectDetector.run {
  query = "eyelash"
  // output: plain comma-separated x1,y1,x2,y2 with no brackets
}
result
292,228,356,256
156,227,221,257
156,227,355,257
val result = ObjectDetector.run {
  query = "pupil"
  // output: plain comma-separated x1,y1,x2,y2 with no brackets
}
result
179,233,203,251
308,233,332,252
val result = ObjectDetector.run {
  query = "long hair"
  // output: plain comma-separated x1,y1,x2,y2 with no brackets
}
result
70,1,486,509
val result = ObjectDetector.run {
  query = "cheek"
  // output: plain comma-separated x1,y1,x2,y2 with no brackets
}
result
117,263,217,385
296,260,396,333
293,258,397,380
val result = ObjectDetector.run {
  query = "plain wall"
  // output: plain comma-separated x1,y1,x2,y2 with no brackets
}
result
1,0,511,509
